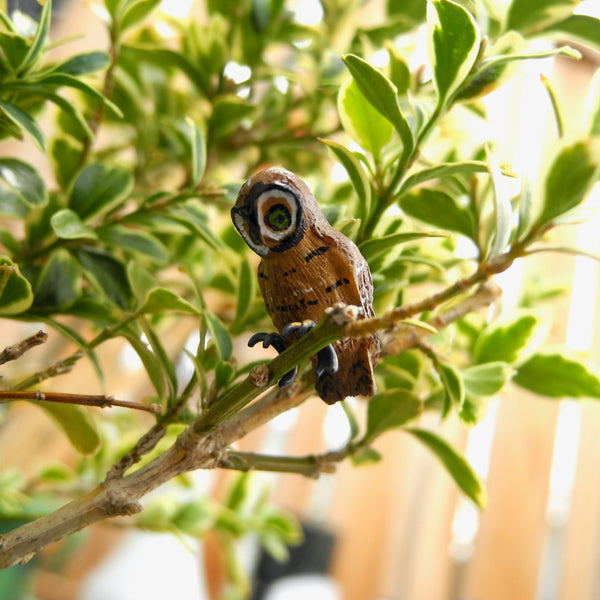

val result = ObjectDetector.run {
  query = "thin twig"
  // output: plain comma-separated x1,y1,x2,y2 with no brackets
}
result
0,391,160,414
11,352,84,390
0,331,48,366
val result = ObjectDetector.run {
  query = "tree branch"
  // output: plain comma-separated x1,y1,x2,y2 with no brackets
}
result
0,331,47,366
0,391,160,414
0,267,502,569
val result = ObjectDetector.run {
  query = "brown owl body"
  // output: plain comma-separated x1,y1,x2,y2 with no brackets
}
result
232,167,378,404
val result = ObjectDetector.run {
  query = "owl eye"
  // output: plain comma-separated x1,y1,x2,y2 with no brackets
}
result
265,203,291,231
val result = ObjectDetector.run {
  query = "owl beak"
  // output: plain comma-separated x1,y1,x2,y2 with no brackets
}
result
232,204,262,246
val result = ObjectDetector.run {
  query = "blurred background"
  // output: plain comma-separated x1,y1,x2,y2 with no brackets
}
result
1,1,599,599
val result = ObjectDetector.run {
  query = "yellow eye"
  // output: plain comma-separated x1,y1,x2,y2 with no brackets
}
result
265,203,291,231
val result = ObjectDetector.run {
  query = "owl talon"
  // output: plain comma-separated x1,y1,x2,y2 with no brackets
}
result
315,344,339,377
278,366,298,388
281,320,316,341
248,332,287,354
248,332,296,386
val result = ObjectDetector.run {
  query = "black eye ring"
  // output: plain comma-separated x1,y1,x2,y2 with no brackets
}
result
265,203,291,231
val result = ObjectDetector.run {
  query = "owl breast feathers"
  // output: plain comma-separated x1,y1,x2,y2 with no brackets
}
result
232,167,378,404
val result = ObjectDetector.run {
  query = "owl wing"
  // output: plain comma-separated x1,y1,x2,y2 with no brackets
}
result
318,227,374,317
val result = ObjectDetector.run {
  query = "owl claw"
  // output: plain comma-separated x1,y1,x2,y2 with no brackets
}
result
278,366,298,388
248,332,296,386
315,344,339,377
248,332,287,354
248,321,337,388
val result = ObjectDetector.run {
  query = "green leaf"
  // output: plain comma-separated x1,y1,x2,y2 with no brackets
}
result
399,188,475,238
34,249,81,309
54,51,110,75
225,472,250,511
514,352,600,399
139,288,200,315
337,78,394,159
140,318,177,399
122,329,167,400
98,225,169,264
342,54,413,156
365,388,422,442
321,139,371,222
73,247,133,308
0,227,20,254
232,258,256,333
187,118,206,189
0,101,45,150
0,258,34,315
427,0,481,106
549,15,600,52
120,0,162,30
387,0,427,22
406,427,486,508
485,145,512,257
359,230,448,262
583,69,600,137
0,158,47,217
516,177,534,240
168,204,223,251
50,137,83,191
205,311,233,361
506,0,579,35
70,164,134,221
0,31,30,71
33,89,94,139
474,314,540,364
398,160,503,196
17,0,51,73
462,362,514,397
536,139,600,228
51,209,98,240
38,73,123,118
350,446,383,466
434,360,464,416
36,402,101,455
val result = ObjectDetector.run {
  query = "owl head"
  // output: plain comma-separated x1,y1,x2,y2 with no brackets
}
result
232,167,322,257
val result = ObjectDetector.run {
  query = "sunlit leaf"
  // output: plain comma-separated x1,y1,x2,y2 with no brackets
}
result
321,139,371,221
406,427,486,508
399,188,475,238
535,139,600,228
427,0,481,106
462,362,514,397
514,352,600,398
337,78,394,159
474,313,540,364
485,145,512,257
342,54,413,156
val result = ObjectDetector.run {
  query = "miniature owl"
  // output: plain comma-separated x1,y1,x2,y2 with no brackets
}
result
231,167,378,404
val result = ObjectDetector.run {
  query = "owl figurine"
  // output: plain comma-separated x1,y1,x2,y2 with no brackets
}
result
232,167,378,404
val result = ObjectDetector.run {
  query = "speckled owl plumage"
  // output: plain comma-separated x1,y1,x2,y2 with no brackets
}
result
232,167,378,404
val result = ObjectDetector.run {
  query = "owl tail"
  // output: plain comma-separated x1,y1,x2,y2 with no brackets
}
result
315,337,377,404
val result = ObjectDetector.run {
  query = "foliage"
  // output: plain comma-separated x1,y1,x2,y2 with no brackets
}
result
0,0,599,594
